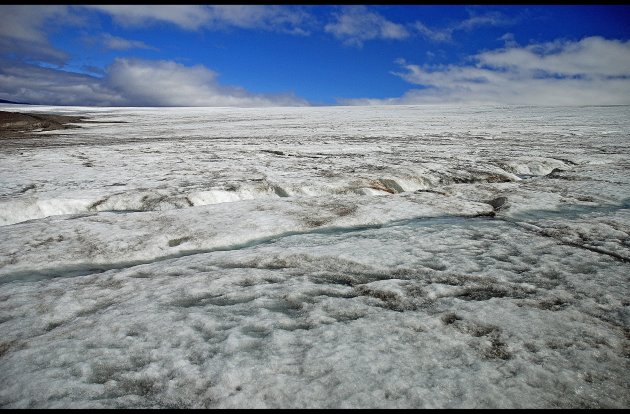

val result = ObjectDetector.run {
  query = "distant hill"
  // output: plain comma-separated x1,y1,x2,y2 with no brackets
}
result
0,98,31,105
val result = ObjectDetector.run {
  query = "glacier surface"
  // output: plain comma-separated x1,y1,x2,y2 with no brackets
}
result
0,104,629,408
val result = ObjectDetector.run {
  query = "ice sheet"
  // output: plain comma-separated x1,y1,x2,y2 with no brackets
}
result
0,104,629,408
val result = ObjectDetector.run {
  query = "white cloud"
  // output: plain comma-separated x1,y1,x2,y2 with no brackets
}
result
413,22,452,43
324,6,409,47
341,36,630,106
476,36,630,78
84,5,213,30
413,11,511,43
86,6,509,45
84,5,313,35
0,58,308,107
100,34,156,51
457,11,509,31
204,5,314,35
499,33,518,48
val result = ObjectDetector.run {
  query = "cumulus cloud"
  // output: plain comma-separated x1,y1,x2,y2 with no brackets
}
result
341,36,630,106
324,6,410,47
84,5,314,35
105,58,308,107
0,58,308,107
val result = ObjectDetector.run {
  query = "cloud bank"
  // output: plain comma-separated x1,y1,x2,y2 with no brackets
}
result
0,58,308,107
341,37,630,106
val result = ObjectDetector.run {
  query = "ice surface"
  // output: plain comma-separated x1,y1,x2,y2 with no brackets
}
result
0,104,629,408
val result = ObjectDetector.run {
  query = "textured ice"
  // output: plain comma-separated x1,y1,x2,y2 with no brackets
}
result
0,104,629,408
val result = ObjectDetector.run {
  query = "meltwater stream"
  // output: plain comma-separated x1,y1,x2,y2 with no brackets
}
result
0,214,493,284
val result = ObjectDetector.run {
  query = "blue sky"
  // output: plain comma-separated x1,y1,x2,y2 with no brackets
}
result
1,5,629,106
